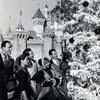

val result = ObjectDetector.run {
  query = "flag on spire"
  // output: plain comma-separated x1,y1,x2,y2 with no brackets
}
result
9,15,11,27
20,10,22,17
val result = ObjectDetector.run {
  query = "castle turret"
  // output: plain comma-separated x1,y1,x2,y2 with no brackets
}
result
3,26,13,41
3,16,13,41
50,20,65,58
12,31,28,59
44,4,49,20
32,8,45,38
12,22,28,59
43,27,53,58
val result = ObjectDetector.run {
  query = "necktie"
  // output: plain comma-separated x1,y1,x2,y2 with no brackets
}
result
4,54,8,67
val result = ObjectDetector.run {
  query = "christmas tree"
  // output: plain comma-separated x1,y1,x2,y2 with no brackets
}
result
51,0,100,100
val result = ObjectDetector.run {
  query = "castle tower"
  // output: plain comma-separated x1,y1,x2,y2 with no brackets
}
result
12,22,28,59
43,27,53,58
4,26,12,41
50,20,64,58
12,31,28,59
32,8,45,38
44,4,49,20
4,16,13,41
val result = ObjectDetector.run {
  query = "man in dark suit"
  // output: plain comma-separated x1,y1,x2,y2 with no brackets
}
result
0,40,14,100
49,49,63,78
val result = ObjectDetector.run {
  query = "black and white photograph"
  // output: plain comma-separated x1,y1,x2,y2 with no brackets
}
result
0,0,100,100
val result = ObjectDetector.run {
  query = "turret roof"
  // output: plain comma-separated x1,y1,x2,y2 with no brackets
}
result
16,22,24,30
32,8,45,19
28,30,36,38
45,4,48,8
6,26,12,34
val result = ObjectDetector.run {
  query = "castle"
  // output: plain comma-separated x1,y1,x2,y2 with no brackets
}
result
0,4,65,60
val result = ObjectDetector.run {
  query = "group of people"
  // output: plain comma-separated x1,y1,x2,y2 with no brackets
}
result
0,40,73,100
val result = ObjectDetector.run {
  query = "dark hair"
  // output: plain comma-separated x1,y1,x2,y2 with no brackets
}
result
20,53,29,60
31,70,45,83
49,49,56,55
38,59,43,67
23,48,32,55
38,57,50,67
14,56,21,71
14,53,29,71
44,57,49,63
1,40,11,48
60,61,70,71
62,51,72,61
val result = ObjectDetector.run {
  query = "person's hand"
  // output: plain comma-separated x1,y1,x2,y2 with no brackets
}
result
50,78,56,86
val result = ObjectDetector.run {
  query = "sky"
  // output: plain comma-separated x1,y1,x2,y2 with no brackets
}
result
0,0,57,34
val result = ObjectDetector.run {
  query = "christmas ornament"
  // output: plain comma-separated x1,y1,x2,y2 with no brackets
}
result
83,44,90,52
62,50,72,61
69,37,75,43
82,1,89,7
94,27,100,35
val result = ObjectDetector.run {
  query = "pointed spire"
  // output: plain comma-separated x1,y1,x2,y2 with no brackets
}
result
19,10,22,23
16,10,24,32
20,10,22,17
44,0,49,10
0,34,3,42
0,28,3,42
6,26,12,34
45,4,48,8
9,15,11,27
44,2,49,20
6,16,12,35
38,2,40,8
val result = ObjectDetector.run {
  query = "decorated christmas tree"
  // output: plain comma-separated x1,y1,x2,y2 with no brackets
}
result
51,0,100,100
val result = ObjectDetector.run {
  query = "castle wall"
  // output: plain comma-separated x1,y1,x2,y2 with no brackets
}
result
11,36,19,59
27,44,43,61
27,39,43,61
33,25,44,34
19,38,27,55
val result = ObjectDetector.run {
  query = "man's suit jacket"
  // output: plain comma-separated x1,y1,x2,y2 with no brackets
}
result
50,59,63,78
0,54,14,82
0,54,14,100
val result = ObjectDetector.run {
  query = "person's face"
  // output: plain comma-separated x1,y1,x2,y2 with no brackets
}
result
28,51,34,59
3,43,12,55
43,59,50,69
21,56,29,67
51,51,58,59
